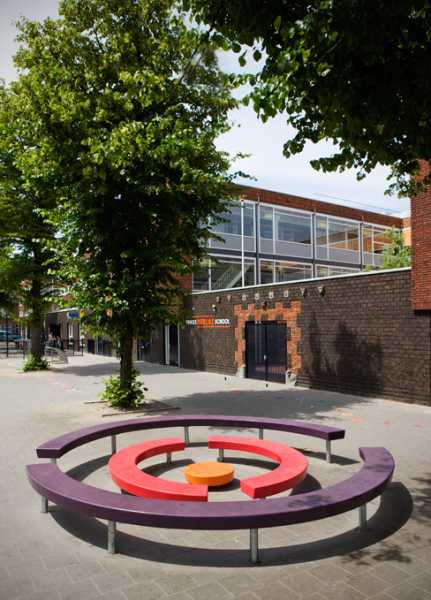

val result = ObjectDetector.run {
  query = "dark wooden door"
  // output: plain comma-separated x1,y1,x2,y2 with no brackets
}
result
245,321,287,383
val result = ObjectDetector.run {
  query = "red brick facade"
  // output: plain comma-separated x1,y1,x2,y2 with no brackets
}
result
411,161,431,311
236,184,403,229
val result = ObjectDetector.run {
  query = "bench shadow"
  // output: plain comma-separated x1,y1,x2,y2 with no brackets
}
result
50,457,413,567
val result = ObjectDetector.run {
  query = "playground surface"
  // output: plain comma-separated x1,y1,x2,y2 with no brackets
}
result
0,353,430,600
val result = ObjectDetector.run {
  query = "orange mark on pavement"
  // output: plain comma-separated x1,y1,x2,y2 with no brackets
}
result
184,462,234,487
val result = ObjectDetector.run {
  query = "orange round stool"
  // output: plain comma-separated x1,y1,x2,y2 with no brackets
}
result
184,461,234,487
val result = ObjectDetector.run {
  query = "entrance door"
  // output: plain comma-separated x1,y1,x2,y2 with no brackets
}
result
164,324,179,366
245,321,287,383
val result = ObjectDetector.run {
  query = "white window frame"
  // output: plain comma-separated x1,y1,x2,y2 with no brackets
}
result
193,254,257,292
314,214,361,263
315,264,360,278
362,223,395,266
259,258,313,285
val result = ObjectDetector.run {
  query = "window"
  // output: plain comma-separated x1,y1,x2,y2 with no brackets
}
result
373,228,392,255
315,216,327,247
192,256,255,291
316,215,360,263
259,206,273,239
192,260,210,291
260,260,274,284
328,219,359,251
210,201,255,252
213,205,242,236
260,259,312,284
275,210,311,244
316,265,360,278
362,224,393,266
211,256,255,290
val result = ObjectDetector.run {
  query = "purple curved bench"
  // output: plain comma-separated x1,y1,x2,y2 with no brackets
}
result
27,447,393,562
27,414,393,563
36,414,345,463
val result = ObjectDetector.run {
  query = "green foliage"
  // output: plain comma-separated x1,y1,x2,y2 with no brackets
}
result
22,354,50,372
101,369,146,408
0,84,60,359
379,229,411,270
187,0,431,195
11,0,239,403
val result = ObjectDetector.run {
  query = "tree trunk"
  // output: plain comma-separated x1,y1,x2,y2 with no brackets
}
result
30,279,43,360
119,332,134,390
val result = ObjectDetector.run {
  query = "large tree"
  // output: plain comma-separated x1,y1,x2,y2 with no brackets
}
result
187,0,431,194
0,85,59,365
13,0,238,404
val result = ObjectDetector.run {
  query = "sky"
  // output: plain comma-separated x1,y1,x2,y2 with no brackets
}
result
0,0,410,216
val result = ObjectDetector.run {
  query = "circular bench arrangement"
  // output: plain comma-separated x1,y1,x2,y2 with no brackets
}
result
26,415,394,563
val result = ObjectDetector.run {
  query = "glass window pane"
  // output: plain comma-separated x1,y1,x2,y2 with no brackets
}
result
210,257,255,290
363,225,373,253
373,228,391,254
244,259,255,286
274,260,312,282
275,211,311,244
259,207,273,239
243,205,255,237
316,265,329,278
260,260,274,284
317,264,359,277
328,219,359,251
192,260,209,291
315,216,327,246
212,205,242,235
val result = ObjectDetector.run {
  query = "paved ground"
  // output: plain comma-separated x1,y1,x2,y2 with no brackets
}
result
0,353,430,600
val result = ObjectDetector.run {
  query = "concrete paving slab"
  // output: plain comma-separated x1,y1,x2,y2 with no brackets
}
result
0,353,430,599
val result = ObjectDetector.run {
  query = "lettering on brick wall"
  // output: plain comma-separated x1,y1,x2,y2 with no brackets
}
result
186,316,230,329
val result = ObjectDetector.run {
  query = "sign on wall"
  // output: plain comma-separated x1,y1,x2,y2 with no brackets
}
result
186,316,230,329
67,310,80,320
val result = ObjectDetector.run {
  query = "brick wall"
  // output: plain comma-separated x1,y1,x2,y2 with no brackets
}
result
177,269,430,405
411,161,431,311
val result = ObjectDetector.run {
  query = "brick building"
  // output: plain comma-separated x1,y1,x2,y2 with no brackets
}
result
136,185,431,406
48,182,431,405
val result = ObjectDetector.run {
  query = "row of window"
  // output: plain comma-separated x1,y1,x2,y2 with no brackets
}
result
209,202,393,265
192,256,359,292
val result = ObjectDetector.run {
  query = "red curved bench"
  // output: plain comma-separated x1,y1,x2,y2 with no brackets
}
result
208,436,308,499
108,438,208,502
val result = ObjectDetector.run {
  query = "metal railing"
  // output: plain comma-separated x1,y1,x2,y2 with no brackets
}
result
0,338,84,358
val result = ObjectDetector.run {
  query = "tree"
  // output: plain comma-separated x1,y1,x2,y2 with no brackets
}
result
0,85,59,366
13,0,238,405
186,0,431,195
379,229,411,270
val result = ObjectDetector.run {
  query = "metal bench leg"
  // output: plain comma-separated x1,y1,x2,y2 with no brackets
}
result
50,458,57,464
218,448,224,462
108,521,117,554
166,452,172,464
41,497,48,513
258,427,264,440
326,440,331,463
359,504,367,530
111,435,117,455
184,426,190,446
250,528,259,564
